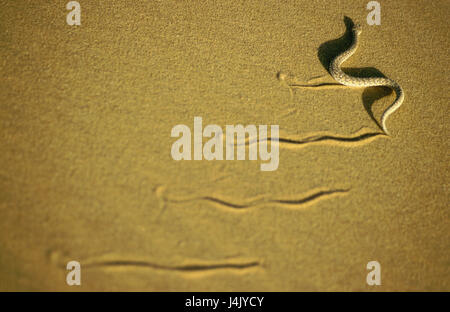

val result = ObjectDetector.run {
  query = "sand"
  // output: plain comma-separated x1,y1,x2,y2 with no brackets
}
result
0,0,448,291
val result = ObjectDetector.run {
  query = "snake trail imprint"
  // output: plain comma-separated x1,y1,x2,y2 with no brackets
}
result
164,188,349,210
235,127,385,148
48,249,261,275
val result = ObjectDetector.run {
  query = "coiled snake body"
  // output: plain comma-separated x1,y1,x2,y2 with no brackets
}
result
329,23,404,135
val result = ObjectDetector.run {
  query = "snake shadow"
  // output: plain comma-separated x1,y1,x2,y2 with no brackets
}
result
317,16,392,131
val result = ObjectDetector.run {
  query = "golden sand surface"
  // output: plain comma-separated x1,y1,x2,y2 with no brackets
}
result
0,1,448,291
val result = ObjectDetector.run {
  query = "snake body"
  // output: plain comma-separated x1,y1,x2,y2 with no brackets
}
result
329,23,404,135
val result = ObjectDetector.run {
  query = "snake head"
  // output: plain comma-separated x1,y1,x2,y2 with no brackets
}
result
352,23,362,35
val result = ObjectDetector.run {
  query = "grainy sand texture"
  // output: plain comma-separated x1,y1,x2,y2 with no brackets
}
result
0,1,448,291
